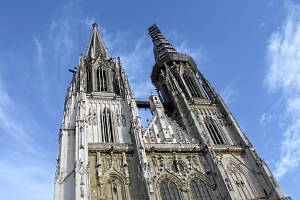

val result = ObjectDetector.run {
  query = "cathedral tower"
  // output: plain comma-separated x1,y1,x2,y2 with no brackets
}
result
54,23,291,200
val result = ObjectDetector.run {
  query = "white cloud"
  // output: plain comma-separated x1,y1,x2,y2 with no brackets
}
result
34,37,44,66
0,1,94,199
260,113,274,126
101,30,155,99
176,40,204,62
220,81,239,105
0,74,53,200
259,22,266,30
265,1,300,179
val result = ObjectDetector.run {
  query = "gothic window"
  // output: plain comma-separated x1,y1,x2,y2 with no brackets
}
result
228,162,256,199
204,117,225,145
87,69,90,82
183,73,202,98
160,179,181,200
190,178,211,200
101,108,115,143
105,176,124,200
96,67,108,91
112,71,120,95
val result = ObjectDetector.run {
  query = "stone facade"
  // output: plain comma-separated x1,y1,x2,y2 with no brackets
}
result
54,23,291,200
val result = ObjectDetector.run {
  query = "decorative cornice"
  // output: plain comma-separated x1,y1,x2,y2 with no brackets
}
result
145,143,203,152
212,145,244,153
88,143,134,152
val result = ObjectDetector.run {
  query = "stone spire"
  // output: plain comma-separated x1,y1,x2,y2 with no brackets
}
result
86,23,108,59
148,24,177,61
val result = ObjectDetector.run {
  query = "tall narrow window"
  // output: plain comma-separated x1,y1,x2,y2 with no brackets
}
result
112,71,120,95
204,117,225,145
87,69,90,82
101,108,114,143
228,162,256,199
190,178,211,200
96,67,108,91
160,179,181,200
183,73,202,98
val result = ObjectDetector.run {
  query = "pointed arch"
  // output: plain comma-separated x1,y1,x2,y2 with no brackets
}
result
204,117,227,145
100,108,116,143
190,178,211,200
102,170,129,200
182,72,203,98
160,179,181,200
227,161,257,199
187,173,215,200
96,66,108,92
156,174,183,200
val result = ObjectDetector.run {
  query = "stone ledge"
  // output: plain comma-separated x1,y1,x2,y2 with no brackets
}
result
145,143,203,152
212,144,244,153
88,143,134,152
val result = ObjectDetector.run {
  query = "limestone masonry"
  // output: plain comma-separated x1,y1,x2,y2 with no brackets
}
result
54,23,291,200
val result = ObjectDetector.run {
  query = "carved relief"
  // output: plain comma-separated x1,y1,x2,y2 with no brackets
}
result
166,159,188,176
148,126,156,142
93,106,98,125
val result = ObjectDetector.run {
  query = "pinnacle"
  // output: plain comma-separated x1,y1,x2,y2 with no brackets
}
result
92,22,98,27
86,22,108,59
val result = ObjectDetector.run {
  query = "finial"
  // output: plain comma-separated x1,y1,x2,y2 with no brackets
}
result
92,22,98,27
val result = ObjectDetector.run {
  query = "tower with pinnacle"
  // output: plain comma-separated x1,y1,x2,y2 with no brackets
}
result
54,23,290,200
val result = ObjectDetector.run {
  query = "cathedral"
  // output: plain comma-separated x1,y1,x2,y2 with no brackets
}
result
53,23,291,200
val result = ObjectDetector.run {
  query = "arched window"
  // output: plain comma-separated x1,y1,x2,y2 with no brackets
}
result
105,176,124,200
204,117,225,145
112,71,120,95
228,162,256,199
183,73,202,98
96,67,108,91
87,69,90,82
101,108,114,143
160,179,181,200
190,178,211,200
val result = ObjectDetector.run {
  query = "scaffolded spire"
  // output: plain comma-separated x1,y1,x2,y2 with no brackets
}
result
148,24,177,61
86,23,108,59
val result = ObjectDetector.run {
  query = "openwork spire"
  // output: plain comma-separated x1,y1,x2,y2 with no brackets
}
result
87,23,108,59
148,24,176,61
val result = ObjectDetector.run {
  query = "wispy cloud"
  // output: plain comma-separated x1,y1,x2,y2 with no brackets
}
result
101,29,155,99
165,30,205,65
0,73,53,200
0,1,96,199
176,40,204,63
260,113,274,126
220,81,239,105
259,22,266,30
265,1,300,179
34,37,44,66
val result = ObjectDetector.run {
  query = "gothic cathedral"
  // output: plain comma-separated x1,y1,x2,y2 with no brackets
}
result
54,23,291,200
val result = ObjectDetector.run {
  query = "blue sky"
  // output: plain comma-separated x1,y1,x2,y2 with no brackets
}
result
0,0,299,199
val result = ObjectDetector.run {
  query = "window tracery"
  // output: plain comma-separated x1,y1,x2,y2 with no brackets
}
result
112,70,120,95
204,117,225,145
227,162,257,199
190,178,212,200
160,179,181,200
96,66,108,91
101,108,115,143
183,72,202,98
